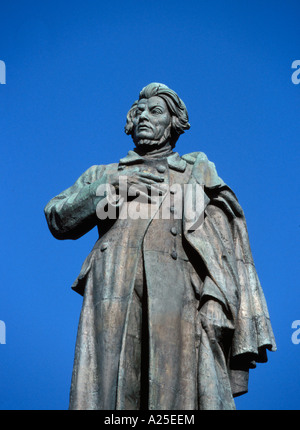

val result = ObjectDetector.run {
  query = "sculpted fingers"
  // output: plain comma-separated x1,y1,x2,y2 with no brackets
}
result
109,172,168,202
138,173,168,196
138,172,164,182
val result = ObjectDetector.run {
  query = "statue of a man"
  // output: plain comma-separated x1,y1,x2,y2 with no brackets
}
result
44,83,276,410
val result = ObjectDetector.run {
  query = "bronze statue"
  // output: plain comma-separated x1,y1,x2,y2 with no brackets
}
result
44,83,276,410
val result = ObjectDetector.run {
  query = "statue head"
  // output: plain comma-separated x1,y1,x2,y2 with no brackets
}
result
125,83,190,149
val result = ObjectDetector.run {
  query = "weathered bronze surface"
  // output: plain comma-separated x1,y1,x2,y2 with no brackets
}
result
44,83,276,410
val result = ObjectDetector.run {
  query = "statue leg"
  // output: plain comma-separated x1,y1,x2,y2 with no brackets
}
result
123,252,149,410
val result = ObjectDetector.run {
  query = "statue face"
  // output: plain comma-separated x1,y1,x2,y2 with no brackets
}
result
132,96,171,146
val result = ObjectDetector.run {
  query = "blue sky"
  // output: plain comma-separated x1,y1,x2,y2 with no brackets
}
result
0,0,299,410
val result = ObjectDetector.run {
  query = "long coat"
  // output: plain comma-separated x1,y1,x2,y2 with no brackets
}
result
44,151,276,410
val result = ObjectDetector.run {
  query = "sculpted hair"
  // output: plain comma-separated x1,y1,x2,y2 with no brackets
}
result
125,83,191,148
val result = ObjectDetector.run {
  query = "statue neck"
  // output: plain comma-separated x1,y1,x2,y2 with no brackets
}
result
134,141,173,160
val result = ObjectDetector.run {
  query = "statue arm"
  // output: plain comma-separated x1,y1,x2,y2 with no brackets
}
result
44,164,107,240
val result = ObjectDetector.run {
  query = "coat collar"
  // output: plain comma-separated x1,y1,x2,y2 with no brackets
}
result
118,150,187,172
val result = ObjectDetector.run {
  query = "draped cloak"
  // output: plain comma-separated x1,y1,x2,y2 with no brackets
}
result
44,151,276,410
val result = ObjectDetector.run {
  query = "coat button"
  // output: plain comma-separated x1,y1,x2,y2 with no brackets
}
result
170,206,175,214
170,227,177,236
101,243,108,251
171,250,177,260
156,165,166,173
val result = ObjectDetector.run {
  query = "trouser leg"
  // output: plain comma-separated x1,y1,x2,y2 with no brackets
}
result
123,253,149,410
